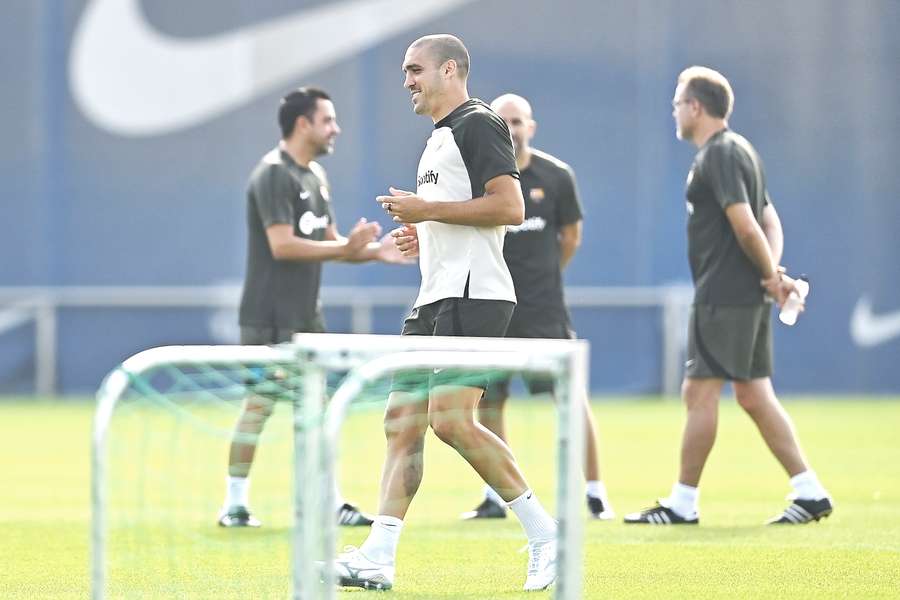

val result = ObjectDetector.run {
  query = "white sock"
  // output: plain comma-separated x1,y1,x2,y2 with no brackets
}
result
484,485,506,507
359,515,403,565
333,479,346,510
224,476,250,509
664,482,699,518
790,470,828,500
585,480,607,502
507,489,557,543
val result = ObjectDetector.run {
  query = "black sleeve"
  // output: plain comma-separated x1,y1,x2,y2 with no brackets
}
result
456,111,519,198
251,165,295,228
556,164,584,226
703,144,749,210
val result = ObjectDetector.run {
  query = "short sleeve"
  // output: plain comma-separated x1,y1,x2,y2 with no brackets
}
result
703,144,749,209
556,165,584,226
457,111,519,198
250,165,295,228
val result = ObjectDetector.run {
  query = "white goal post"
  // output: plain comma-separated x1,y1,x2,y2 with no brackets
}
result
92,335,589,600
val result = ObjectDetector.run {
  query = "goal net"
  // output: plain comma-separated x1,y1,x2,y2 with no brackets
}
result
92,335,587,599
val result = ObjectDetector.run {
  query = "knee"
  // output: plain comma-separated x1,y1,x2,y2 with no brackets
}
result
681,379,720,412
429,412,472,447
384,406,428,444
239,398,274,429
735,388,763,413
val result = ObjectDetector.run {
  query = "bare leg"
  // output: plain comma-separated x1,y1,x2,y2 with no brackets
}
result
430,385,528,501
227,396,274,477
678,377,723,487
475,391,507,442
377,390,430,519
478,389,601,482
581,397,601,482
733,377,809,477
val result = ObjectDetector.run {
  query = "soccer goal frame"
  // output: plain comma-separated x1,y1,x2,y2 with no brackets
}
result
92,335,588,600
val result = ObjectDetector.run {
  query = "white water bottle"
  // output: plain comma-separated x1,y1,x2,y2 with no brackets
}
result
779,275,809,326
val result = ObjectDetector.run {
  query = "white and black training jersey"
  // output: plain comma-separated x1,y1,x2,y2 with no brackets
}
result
413,99,519,308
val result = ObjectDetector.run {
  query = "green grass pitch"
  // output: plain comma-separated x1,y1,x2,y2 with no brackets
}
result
4,396,900,599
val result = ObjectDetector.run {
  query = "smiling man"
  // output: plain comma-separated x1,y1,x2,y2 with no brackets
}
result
330,35,558,593
219,86,408,531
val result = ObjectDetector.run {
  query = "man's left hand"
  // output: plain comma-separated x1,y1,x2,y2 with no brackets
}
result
377,187,432,223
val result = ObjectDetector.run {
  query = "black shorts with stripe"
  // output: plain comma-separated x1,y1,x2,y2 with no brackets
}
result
685,303,773,381
391,297,515,392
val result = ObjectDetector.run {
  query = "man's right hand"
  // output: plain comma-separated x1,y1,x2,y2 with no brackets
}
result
390,224,419,258
761,268,800,308
344,218,381,257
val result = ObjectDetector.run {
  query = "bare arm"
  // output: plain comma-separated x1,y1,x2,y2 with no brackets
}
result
761,203,784,265
265,220,378,262
725,203,778,280
559,221,582,270
725,203,797,305
378,174,524,226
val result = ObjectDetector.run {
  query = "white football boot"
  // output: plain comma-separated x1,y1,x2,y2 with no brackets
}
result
523,537,557,591
331,546,395,591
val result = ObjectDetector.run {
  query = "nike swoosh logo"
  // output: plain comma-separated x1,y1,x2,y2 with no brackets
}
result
70,0,474,136
850,296,900,347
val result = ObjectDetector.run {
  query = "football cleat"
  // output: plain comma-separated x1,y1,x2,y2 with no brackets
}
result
523,538,557,591
766,497,833,525
460,497,507,520
337,503,374,527
217,505,261,528
587,495,615,520
330,546,394,591
623,501,698,525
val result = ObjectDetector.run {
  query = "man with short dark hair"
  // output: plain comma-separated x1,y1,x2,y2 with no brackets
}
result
330,35,558,592
452,92,613,522
624,66,833,526
218,86,408,529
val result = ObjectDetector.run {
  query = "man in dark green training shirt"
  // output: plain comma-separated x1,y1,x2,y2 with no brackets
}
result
218,87,408,528
625,67,833,526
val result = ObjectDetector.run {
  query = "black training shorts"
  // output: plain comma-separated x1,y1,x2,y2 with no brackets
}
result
685,303,773,381
391,297,515,392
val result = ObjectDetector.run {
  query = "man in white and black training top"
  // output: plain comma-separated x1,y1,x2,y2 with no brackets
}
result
624,67,833,526
455,93,614,522
331,35,558,592
218,87,408,530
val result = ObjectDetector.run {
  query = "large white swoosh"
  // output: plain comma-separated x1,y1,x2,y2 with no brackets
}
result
850,296,900,347
70,0,473,137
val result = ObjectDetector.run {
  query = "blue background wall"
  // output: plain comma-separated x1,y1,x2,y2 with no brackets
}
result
2,0,898,393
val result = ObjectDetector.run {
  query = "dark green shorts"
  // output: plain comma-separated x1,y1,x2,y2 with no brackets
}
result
391,297,515,392
685,304,773,381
